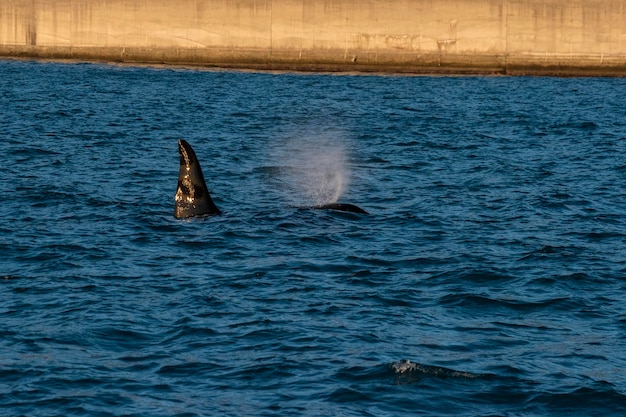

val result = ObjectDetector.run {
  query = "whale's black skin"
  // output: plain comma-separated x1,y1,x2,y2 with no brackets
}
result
174,140,367,217
309,203,368,214
174,139,221,218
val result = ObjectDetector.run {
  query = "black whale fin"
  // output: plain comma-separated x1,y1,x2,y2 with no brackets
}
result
174,139,221,218
310,203,368,214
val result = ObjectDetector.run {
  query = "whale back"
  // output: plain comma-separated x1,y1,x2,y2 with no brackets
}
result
311,203,368,214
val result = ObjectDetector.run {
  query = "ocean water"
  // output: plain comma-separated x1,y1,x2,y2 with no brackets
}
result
1,59,626,416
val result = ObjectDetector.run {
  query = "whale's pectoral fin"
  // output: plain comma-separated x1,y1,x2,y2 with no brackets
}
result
174,139,221,218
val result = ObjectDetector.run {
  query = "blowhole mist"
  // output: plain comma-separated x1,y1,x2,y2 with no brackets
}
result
273,129,353,206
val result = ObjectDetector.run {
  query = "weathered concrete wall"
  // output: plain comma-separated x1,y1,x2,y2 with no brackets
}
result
1,0,625,75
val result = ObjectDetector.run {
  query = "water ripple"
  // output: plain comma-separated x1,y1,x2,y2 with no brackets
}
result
1,60,626,416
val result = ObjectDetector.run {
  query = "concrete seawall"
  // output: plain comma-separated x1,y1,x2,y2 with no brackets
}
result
1,0,626,75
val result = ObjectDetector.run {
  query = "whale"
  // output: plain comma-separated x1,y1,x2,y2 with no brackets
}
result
174,139,221,218
174,140,367,217
307,203,368,214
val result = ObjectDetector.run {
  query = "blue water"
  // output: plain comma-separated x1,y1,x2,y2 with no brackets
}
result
2,59,626,416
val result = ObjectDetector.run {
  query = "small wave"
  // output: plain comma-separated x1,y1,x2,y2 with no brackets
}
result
519,245,582,261
584,231,625,240
1,275,20,281
14,146,62,160
529,385,626,414
439,293,588,313
391,360,482,382
334,360,488,385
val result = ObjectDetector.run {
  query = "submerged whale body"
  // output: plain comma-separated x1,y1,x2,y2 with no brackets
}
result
173,140,367,217
174,139,221,218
